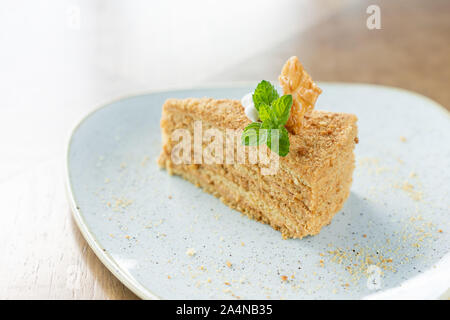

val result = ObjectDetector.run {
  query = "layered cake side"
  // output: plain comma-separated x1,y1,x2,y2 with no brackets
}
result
158,98,358,238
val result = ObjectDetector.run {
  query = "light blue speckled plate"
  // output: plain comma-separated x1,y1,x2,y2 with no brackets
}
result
66,83,450,299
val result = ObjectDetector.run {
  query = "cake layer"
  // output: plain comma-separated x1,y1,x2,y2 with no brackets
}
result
158,98,358,238
161,98,357,186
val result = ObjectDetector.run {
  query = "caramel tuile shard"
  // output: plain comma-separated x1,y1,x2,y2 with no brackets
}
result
279,56,322,134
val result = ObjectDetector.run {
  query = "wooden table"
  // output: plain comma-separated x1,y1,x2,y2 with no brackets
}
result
0,0,448,299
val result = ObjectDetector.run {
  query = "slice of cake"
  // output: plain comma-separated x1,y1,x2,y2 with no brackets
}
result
158,57,358,239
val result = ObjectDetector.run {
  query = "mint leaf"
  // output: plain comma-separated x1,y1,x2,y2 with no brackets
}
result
272,94,292,126
257,104,271,123
252,80,279,111
277,126,290,157
257,128,269,145
241,81,292,157
241,122,262,146
258,103,278,126
265,127,290,157
259,120,273,144
260,119,273,129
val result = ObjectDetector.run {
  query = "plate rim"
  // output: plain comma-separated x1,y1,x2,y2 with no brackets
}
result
65,81,449,300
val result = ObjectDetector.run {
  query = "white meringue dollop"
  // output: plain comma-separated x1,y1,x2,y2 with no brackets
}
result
241,92,259,122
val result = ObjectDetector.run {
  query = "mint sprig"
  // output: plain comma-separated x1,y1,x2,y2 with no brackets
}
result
241,80,292,157
252,80,279,111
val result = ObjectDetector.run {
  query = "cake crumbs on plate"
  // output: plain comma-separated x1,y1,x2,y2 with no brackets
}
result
111,196,134,211
140,156,150,166
186,248,196,256
394,181,423,201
